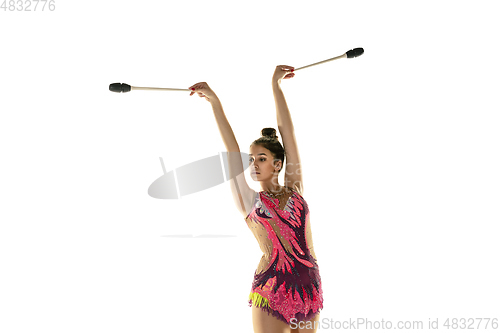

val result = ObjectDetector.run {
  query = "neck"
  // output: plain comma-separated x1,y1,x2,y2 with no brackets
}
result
262,184,283,193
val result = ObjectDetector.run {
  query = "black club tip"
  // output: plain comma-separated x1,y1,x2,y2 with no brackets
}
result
109,83,131,93
346,48,364,58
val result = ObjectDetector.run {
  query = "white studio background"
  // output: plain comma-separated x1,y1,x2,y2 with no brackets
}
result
1,1,499,332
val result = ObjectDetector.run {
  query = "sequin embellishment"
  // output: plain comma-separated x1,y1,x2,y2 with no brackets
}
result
245,187,323,325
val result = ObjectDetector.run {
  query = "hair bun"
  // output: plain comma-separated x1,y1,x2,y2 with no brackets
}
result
261,127,278,140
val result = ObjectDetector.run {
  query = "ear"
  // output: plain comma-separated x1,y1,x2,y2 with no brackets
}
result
275,159,282,171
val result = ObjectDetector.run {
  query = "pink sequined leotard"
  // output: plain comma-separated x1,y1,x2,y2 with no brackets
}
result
245,186,323,325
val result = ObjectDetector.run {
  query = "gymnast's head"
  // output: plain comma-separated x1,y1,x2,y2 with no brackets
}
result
249,128,285,186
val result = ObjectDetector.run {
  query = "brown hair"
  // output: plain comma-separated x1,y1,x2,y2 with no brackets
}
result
250,128,285,173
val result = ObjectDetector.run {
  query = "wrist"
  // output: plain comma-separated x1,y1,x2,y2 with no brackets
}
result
209,95,220,104
208,96,221,106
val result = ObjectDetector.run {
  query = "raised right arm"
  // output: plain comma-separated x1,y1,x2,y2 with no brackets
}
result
210,98,256,218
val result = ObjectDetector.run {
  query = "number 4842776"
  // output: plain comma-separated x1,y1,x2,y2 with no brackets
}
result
1,0,56,11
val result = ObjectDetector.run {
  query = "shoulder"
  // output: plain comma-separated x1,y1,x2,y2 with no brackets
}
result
242,190,260,219
285,185,303,197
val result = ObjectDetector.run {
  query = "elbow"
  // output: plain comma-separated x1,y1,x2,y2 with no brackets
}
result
226,144,240,153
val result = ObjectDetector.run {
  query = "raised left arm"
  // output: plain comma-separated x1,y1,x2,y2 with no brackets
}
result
273,82,304,195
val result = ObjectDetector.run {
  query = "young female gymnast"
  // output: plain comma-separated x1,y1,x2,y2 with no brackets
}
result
189,65,322,333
